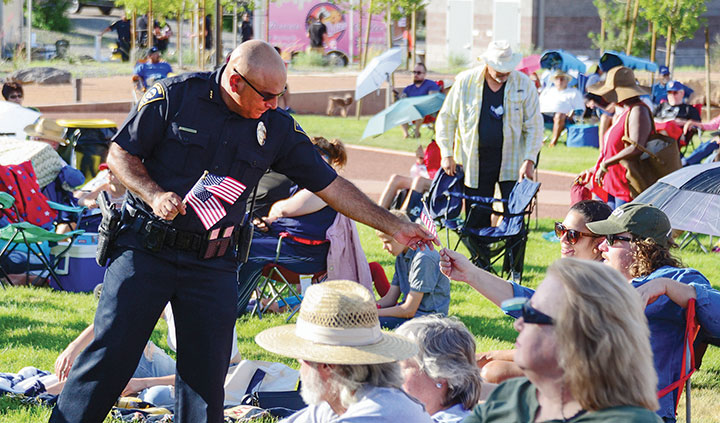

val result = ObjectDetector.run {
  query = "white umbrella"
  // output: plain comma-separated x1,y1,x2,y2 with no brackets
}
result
355,47,403,101
0,101,41,139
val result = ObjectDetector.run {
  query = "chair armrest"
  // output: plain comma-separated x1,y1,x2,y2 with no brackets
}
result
447,191,506,205
0,192,15,209
48,201,86,214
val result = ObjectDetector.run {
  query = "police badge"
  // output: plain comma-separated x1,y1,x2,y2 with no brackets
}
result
257,121,267,146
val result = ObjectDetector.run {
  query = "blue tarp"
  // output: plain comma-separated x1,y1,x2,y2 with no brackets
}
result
540,50,587,74
599,50,659,73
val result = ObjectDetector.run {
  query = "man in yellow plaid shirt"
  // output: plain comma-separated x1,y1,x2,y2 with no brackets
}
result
436,40,543,231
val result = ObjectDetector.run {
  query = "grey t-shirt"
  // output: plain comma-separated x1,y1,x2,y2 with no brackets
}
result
280,385,433,423
392,248,451,316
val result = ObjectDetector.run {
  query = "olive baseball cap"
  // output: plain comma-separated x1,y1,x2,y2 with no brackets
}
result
586,203,671,247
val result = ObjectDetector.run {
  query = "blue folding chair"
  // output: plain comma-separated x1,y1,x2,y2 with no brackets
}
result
446,178,541,283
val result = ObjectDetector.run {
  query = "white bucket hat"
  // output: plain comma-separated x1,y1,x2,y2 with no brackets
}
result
255,280,418,365
480,40,522,73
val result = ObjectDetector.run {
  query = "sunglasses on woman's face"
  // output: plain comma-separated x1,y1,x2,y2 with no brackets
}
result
554,222,599,245
605,234,633,247
501,298,554,325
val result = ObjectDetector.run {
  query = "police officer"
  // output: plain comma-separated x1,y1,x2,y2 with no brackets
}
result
49,40,435,423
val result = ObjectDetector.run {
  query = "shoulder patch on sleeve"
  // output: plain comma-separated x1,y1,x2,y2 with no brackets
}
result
293,119,307,137
137,83,166,111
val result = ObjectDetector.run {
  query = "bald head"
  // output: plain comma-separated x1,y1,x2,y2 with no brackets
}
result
222,40,287,118
228,40,286,80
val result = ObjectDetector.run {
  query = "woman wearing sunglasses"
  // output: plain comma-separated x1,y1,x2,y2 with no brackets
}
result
441,200,611,383
464,258,661,422
586,202,720,423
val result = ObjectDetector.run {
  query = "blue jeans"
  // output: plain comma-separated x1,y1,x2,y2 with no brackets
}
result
606,195,627,210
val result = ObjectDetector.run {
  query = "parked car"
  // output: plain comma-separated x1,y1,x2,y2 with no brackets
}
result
67,0,116,15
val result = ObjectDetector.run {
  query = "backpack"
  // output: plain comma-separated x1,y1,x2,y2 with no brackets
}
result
425,165,465,221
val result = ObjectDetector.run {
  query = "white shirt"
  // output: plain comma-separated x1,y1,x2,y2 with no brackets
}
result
281,385,434,423
432,403,470,423
539,85,585,115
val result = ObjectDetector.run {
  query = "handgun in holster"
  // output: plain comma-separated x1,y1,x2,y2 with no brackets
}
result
96,191,122,266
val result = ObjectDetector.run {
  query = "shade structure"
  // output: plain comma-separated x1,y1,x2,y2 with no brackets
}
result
362,93,446,139
0,102,41,139
540,50,587,74
599,50,659,73
355,48,403,101
632,162,720,237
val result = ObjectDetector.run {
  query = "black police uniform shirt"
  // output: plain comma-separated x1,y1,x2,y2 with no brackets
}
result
112,65,337,235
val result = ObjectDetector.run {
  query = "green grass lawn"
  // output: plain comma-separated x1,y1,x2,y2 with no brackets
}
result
1,218,719,422
296,115,601,174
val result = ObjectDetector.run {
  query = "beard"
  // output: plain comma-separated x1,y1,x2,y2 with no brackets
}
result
300,364,327,405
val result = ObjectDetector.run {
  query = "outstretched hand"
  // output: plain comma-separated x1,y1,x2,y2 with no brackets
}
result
392,222,439,251
438,248,475,282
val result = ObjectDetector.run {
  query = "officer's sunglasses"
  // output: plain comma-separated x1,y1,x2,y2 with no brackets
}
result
233,68,286,101
501,298,554,325
554,222,600,245
8,93,23,100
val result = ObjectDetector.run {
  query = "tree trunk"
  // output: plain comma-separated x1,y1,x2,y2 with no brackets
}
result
148,0,153,49
411,8,416,67
650,23,656,85
625,0,639,55
706,26,711,120
665,25,672,67
131,10,137,63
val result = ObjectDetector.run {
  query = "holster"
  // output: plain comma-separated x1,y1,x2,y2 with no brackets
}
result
96,191,122,266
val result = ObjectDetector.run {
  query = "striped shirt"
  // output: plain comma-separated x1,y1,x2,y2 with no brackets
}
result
436,65,544,187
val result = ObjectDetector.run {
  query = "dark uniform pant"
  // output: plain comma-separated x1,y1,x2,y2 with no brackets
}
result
49,233,237,423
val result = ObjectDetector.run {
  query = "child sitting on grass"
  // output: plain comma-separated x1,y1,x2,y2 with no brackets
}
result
376,210,451,329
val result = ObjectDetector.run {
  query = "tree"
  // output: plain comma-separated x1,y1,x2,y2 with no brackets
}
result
639,0,707,66
588,0,651,57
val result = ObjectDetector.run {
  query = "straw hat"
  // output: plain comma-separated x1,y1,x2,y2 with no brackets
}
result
479,41,522,73
24,117,68,145
552,69,570,80
587,66,648,104
255,280,418,365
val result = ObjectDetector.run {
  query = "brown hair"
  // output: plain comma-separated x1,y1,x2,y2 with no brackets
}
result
550,258,659,412
311,136,347,169
629,237,682,278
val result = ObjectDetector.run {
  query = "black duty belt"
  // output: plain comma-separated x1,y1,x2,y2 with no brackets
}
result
124,204,204,252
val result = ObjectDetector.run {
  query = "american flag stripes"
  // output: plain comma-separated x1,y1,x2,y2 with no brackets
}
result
203,174,246,204
184,172,245,230
420,202,438,240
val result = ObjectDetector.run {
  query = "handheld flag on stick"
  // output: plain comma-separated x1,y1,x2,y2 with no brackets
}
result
184,171,246,230
420,202,441,247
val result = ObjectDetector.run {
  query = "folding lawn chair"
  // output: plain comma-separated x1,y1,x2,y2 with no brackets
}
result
0,192,86,289
248,232,328,321
657,298,701,423
447,178,541,284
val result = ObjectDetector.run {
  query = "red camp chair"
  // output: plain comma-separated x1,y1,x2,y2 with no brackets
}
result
657,298,701,422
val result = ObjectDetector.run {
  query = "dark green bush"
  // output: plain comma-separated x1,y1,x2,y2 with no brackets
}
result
31,0,72,32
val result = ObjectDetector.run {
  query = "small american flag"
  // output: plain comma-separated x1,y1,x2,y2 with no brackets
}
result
203,174,246,204
184,171,245,230
420,202,438,240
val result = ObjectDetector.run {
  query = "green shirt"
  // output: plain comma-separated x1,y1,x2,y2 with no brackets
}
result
463,377,662,423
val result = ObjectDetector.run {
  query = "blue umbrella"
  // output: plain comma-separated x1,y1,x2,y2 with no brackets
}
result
362,93,445,139
632,162,720,237
540,50,587,73
600,50,659,73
